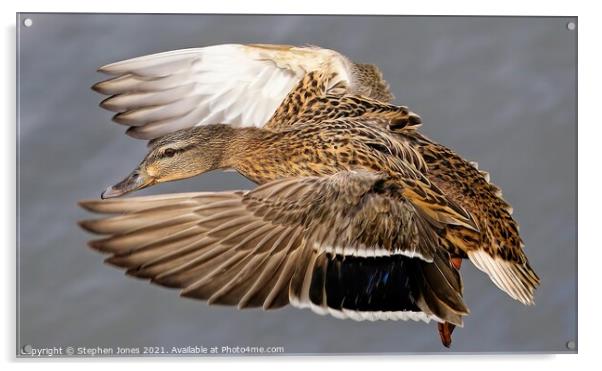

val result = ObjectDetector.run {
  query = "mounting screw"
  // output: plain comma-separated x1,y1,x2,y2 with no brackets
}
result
567,22,576,31
23,18,33,27
566,340,576,350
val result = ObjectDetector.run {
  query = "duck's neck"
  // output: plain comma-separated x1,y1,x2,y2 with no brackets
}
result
220,126,283,183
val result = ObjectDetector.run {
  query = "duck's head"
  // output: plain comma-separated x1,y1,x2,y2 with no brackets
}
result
101,125,236,199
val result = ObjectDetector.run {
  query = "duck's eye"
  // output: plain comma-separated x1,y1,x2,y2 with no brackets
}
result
164,148,176,158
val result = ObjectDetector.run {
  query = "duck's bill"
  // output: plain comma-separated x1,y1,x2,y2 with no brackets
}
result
101,169,154,199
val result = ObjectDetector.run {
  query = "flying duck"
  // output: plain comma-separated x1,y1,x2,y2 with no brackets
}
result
79,43,539,348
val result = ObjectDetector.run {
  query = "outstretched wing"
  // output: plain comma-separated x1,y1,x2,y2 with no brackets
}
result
93,43,392,140
79,171,468,325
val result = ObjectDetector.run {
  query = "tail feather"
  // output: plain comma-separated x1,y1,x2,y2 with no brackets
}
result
468,250,540,305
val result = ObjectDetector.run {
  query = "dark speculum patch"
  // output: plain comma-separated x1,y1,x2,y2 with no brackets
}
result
309,254,423,313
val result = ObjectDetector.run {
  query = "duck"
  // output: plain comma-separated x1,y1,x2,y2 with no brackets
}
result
79,43,539,348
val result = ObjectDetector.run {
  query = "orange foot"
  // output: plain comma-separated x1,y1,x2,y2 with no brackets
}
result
451,257,462,270
438,322,456,348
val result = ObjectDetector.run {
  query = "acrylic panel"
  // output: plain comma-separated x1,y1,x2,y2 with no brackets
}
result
16,13,577,356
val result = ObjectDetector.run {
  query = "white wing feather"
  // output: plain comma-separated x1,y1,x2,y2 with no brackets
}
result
93,44,353,139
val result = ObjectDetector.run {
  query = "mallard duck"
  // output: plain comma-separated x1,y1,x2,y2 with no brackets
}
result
79,43,539,348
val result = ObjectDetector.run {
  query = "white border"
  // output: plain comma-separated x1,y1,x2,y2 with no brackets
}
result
2,0,598,370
